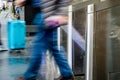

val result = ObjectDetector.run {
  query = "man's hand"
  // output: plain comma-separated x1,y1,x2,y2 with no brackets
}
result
14,0,26,7
45,15,68,26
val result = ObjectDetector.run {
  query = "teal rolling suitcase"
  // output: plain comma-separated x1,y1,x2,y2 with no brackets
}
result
7,20,26,50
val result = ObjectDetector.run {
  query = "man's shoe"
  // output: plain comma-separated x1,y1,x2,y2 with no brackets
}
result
55,75,74,80
16,77,36,80
16,77,25,80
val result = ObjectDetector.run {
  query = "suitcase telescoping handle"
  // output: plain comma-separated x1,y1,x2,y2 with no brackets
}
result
12,2,21,20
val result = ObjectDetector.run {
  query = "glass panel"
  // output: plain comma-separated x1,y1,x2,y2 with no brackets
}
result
60,5,87,79
73,0,89,2
72,7,87,75
60,28,68,53
73,0,89,5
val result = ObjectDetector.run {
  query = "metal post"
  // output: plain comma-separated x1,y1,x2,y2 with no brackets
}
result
68,5,73,69
86,4,94,80
0,23,2,46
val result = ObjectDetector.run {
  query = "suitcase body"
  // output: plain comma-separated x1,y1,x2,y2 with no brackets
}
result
7,20,26,50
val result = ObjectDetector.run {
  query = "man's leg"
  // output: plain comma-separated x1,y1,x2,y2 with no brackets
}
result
23,32,48,80
52,46,73,78
48,29,73,79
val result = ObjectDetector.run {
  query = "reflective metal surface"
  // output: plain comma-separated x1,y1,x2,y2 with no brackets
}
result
86,4,94,80
94,1,120,80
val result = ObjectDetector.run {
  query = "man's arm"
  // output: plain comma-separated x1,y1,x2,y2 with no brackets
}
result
45,0,72,26
15,0,31,7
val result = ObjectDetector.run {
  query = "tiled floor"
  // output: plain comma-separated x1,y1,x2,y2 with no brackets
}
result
0,51,29,80
0,36,61,80
0,50,83,80
0,50,61,80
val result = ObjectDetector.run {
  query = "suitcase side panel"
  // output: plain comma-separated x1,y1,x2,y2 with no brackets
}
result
7,21,26,49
